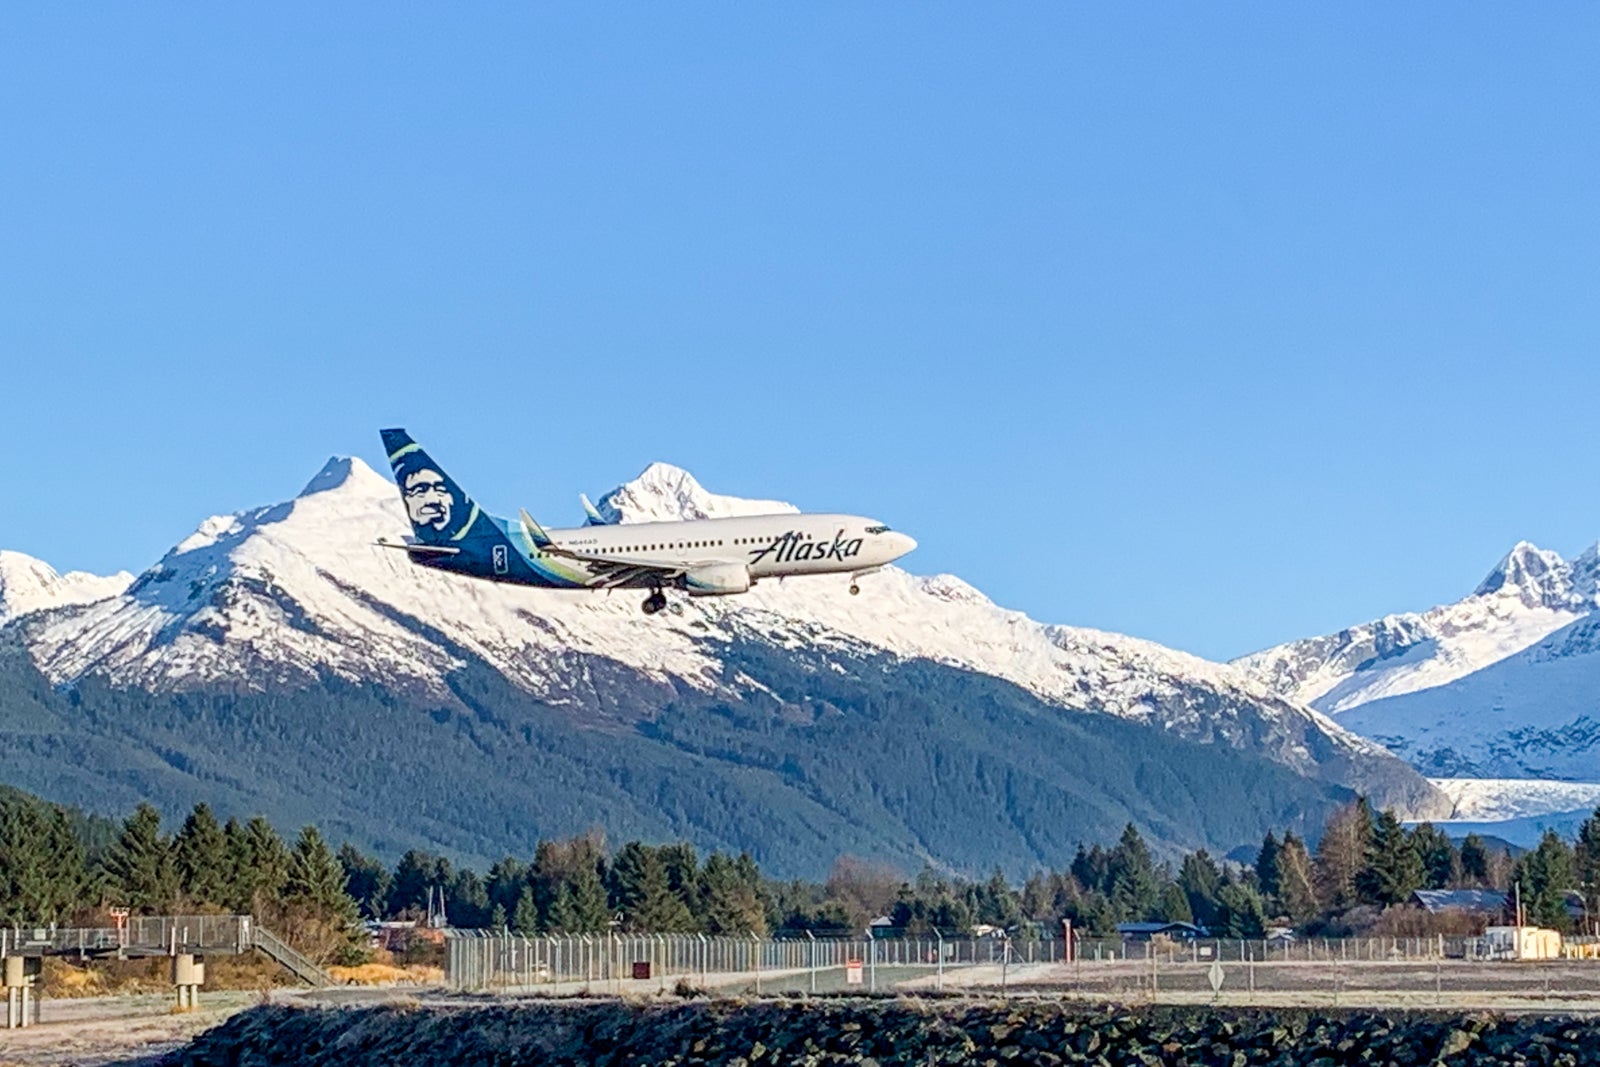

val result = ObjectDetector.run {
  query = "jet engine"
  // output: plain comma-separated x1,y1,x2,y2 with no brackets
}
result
683,562,752,596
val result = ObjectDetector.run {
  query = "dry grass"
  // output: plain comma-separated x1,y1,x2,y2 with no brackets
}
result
326,962,443,986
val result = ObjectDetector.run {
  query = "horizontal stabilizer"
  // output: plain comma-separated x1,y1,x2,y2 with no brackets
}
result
374,540,460,556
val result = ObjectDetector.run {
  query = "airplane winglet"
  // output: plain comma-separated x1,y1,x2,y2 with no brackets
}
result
580,493,612,526
519,508,555,549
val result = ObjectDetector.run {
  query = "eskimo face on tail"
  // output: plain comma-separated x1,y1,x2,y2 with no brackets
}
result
402,468,454,533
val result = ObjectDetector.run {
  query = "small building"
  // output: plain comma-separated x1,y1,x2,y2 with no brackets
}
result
1116,921,1208,943
1483,926,1562,961
1411,889,1510,917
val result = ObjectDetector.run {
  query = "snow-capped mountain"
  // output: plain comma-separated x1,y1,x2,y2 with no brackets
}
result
1236,540,1600,779
0,551,132,625
6,456,1437,817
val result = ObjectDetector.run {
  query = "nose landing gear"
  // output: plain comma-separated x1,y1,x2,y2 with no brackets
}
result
849,583,861,596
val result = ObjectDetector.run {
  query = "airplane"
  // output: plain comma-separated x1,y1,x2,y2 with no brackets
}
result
376,428,917,615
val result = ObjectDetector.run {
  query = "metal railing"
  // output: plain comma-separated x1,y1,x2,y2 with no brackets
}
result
444,932,1600,996
252,925,333,987
1,915,251,958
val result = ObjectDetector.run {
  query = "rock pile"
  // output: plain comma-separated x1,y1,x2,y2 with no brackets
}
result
161,998,1600,1066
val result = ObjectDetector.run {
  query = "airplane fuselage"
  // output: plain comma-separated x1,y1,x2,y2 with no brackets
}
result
416,512,915,592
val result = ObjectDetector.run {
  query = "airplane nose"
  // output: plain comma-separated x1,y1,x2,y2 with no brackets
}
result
892,532,918,557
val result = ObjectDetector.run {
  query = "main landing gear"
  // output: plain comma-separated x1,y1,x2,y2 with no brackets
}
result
641,590,668,615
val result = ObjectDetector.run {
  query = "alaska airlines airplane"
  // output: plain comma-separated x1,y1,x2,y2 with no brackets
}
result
378,429,917,615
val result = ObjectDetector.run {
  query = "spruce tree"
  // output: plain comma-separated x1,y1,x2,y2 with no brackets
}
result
445,868,491,928
1159,881,1194,924
234,816,290,914
562,852,612,933
611,844,694,932
283,826,363,964
1575,806,1600,930
1178,850,1224,930
512,885,541,934
1255,831,1283,904
1410,823,1459,890
699,852,769,935
172,803,229,908
99,802,175,912
0,795,85,924
1512,830,1576,931
1107,824,1161,922
484,857,527,923
1214,878,1268,938
337,843,391,920
1358,809,1425,906
1459,834,1491,886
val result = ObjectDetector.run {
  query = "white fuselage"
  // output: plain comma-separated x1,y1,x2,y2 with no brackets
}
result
546,513,915,585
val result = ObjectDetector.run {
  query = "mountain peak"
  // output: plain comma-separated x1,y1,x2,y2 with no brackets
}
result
299,456,390,499
0,549,133,623
597,463,798,524
1473,540,1572,609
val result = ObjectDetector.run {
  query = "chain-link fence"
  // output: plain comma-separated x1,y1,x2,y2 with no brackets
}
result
445,932,1600,1007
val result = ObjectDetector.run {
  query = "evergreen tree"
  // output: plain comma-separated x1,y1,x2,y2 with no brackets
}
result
0,796,86,924
337,843,391,920
1178,850,1225,930
1512,830,1576,931
231,816,290,915
1459,834,1491,887
546,882,583,932
699,852,768,935
1358,809,1425,906
512,885,541,934
99,802,175,912
484,857,528,923
976,866,1024,930
172,803,229,907
1020,872,1054,922
282,825,363,963
1255,831,1283,904
1410,823,1459,890
1071,844,1113,896
1575,806,1600,930
1158,880,1193,924
658,841,701,918
390,850,450,918
445,868,491,929
610,843,694,932
563,850,612,932
1214,878,1268,938
286,826,355,914
1107,824,1161,922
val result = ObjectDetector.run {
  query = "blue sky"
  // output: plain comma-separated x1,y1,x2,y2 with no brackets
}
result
4,7,1596,661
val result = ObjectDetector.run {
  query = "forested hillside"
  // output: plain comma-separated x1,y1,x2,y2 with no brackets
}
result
0,628,1352,877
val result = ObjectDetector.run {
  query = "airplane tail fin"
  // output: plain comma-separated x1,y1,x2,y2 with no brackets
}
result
379,428,490,545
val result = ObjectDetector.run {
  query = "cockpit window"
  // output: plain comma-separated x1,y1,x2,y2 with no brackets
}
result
865,525,891,534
